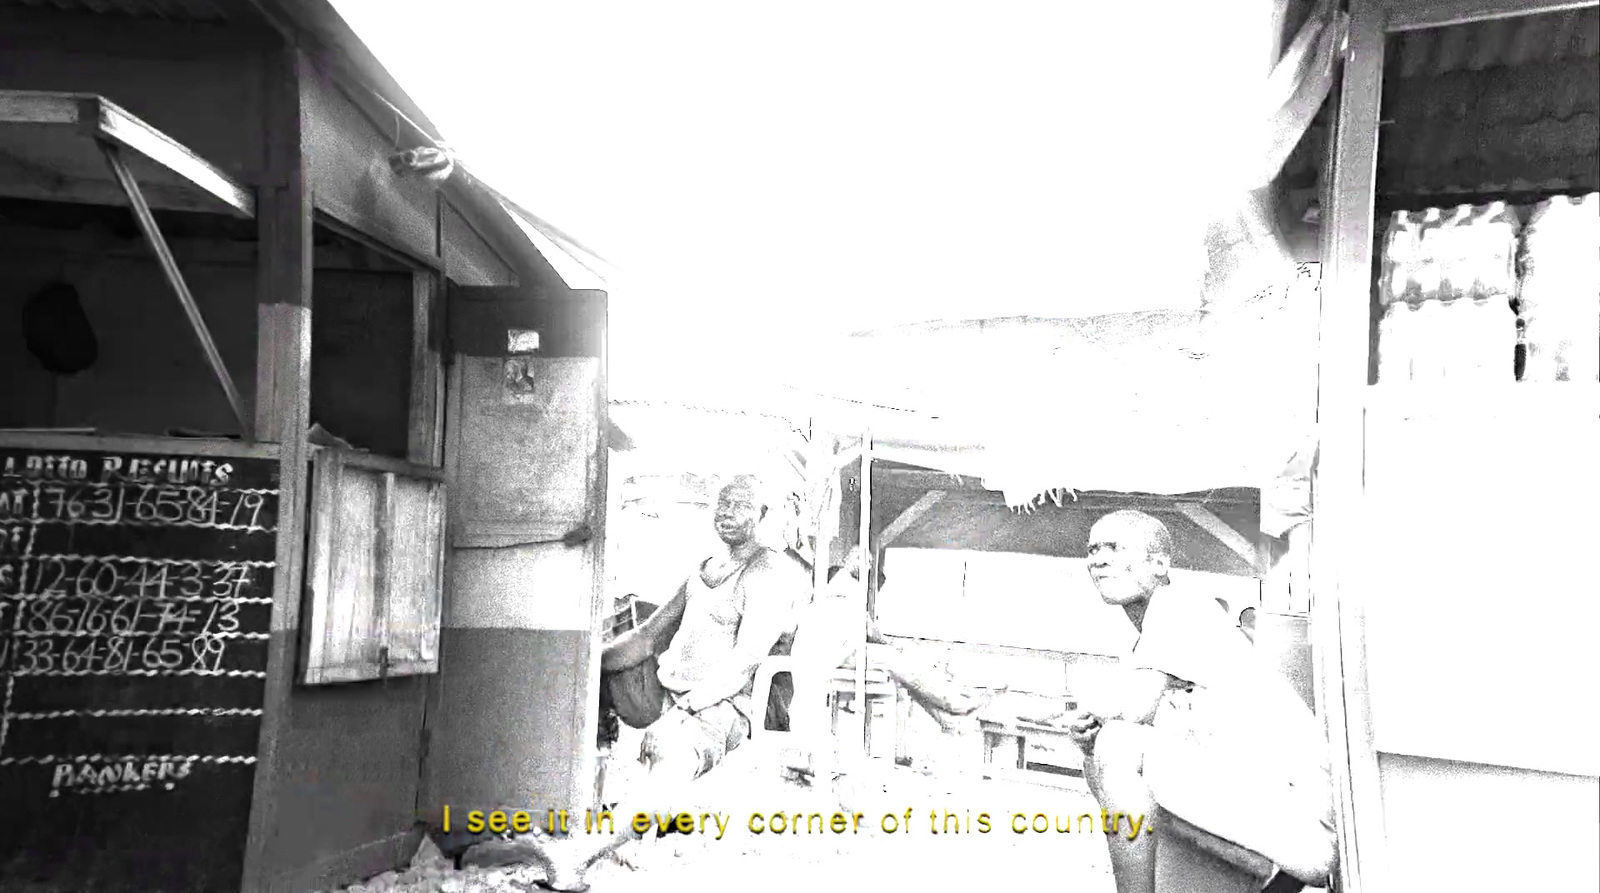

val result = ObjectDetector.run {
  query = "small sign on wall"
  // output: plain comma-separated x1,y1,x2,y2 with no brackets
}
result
503,357,541,405
504,329,545,406
506,329,541,353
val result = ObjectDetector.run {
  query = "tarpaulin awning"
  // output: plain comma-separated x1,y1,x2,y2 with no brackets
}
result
773,265,1323,537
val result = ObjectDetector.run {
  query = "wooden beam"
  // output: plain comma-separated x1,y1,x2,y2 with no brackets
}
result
94,95,255,218
100,141,250,437
0,91,254,217
1174,502,1261,572
0,221,413,272
1382,0,1597,30
0,431,275,459
315,210,445,274
873,468,987,492
241,45,314,893
879,490,946,548
0,159,240,216
1313,4,1389,890
308,444,445,481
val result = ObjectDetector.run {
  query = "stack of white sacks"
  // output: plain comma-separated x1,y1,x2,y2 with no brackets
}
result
1519,193,1600,383
1376,194,1600,384
1376,202,1521,383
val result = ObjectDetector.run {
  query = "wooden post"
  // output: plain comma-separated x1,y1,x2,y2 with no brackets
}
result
407,270,445,466
856,429,871,754
1312,2,1388,889
809,421,831,607
241,45,315,893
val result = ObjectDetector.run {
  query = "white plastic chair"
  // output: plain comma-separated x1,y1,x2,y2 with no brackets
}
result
747,656,899,756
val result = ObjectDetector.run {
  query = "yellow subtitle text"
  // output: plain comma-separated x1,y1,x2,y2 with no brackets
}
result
442,806,1151,841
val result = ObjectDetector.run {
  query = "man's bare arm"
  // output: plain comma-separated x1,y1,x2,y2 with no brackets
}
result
1066,667,1173,752
601,584,687,672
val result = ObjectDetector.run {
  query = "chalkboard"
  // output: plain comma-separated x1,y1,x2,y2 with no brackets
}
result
0,442,278,893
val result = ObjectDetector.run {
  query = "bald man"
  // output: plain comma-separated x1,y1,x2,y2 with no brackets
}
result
1066,510,1334,893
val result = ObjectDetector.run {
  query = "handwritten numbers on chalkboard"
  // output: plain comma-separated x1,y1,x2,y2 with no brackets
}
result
186,489,221,526
220,491,265,531
86,487,116,521
49,600,80,633
133,487,180,525
38,560,65,597
15,638,55,674
174,563,202,599
59,639,101,674
111,600,141,636
1,557,269,677
104,636,134,674
0,445,278,891
76,563,120,599
212,564,254,600
191,636,226,673
25,601,52,633
140,638,183,672
154,600,193,635
81,600,111,636
211,601,241,635
134,563,169,599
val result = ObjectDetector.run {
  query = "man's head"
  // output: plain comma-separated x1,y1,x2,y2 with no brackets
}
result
1085,510,1174,606
712,474,767,546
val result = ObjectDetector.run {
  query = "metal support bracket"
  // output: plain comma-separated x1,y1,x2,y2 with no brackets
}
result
99,140,251,438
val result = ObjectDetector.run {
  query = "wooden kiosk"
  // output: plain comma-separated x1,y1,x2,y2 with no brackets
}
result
1314,2,1599,890
0,3,610,891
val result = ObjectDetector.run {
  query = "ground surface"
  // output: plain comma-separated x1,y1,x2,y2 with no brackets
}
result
316,724,1120,892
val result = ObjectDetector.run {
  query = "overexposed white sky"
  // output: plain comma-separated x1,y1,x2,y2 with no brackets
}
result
331,1,1278,402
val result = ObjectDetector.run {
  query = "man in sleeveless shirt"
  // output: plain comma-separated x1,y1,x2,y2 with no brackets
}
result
469,474,809,890
1065,510,1334,893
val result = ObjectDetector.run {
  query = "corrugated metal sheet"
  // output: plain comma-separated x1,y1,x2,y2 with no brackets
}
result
1379,6,1600,199
0,0,228,21
1386,6,1600,76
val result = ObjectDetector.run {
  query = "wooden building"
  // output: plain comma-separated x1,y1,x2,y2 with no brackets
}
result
0,1,611,890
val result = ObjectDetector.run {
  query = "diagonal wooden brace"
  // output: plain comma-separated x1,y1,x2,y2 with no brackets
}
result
879,489,946,548
1176,501,1264,574
99,140,251,438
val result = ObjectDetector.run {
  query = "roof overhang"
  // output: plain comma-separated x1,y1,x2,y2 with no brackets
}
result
250,0,611,295
0,91,255,218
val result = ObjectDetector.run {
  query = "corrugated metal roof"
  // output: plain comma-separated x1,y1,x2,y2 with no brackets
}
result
1386,6,1599,76
0,0,228,21
1379,6,1600,199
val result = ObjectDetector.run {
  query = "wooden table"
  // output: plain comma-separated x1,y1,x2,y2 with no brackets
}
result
978,717,1086,781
